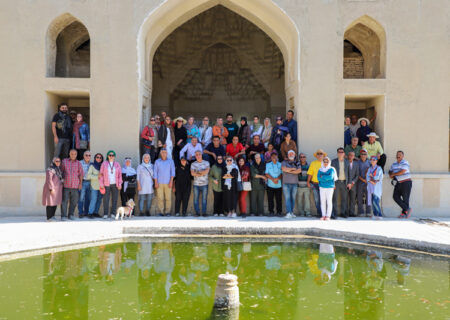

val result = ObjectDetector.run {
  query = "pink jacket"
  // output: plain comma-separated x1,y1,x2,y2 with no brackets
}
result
42,169,63,206
99,161,123,187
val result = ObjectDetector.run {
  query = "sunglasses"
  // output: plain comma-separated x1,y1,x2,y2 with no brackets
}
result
226,160,232,162
300,156,306,158
95,156,102,159
150,119,155,121
338,151,344,153
85,154,91,157
54,160,61,163
316,153,323,155
323,161,329,163
108,154,114,157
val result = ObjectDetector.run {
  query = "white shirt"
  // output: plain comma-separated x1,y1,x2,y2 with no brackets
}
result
108,161,116,184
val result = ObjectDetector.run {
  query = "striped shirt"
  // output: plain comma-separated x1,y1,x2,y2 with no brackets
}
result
389,159,411,182
61,158,83,189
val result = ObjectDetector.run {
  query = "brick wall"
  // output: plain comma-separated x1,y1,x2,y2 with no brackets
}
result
344,56,364,78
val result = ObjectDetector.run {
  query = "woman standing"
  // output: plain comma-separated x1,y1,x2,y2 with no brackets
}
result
250,116,263,138
237,157,251,217
261,118,273,148
99,150,122,219
317,157,337,221
121,157,137,207
280,132,298,161
209,155,225,216
173,117,188,166
185,116,200,144
141,117,159,163
87,153,103,218
366,156,384,219
73,113,90,160
238,116,252,148
42,157,63,221
250,153,266,216
174,157,192,216
222,156,239,218
137,154,154,216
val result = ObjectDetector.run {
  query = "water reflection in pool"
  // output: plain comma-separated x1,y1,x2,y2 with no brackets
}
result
0,241,448,319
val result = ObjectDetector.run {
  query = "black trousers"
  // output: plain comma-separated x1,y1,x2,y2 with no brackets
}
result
393,180,412,213
175,185,191,215
267,187,282,214
223,189,237,213
213,190,223,214
121,188,136,206
46,206,57,219
378,154,387,172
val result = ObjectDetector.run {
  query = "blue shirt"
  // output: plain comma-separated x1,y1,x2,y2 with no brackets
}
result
81,161,92,180
389,159,411,182
283,119,297,142
265,161,282,188
154,158,175,184
179,143,203,161
317,168,336,188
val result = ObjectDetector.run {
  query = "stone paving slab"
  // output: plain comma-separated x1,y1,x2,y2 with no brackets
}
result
0,216,449,257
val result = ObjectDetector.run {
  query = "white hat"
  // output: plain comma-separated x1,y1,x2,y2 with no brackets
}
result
366,132,379,138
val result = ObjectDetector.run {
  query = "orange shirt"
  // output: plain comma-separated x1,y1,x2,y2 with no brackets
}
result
212,126,229,145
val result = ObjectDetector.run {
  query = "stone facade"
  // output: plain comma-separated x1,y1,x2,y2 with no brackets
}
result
0,0,449,216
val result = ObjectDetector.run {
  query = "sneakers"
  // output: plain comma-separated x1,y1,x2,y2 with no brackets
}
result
68,216,75,221
103,215,109,219
231,213,237,218
175,213,180,217
285,212,297,219
61,217,67,221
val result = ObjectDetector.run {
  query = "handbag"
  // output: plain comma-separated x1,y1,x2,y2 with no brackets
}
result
142,126,154,148
243,181,252,191
79,140,88,149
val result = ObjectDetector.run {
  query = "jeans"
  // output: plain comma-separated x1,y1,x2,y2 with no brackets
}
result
54,138,71,159
78,180,91,215
296,186,311,215
88,189,103,214
267,186,282,215
393,180,412,213
311,183,321,216
103,184,119,217
283,183,298,214
61,188,79,218
371,195,382,217
139,193,154,214
320,187,334,218
193,185,208,214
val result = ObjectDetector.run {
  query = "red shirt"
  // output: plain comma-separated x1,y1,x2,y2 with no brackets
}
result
61,158,83,189
226,143,245,158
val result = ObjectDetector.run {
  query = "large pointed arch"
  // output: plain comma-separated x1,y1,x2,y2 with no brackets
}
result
344,15,386,79
46,13,90,77
137,0,300,106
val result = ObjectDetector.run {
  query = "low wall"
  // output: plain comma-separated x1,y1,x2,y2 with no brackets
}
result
0,172,449,217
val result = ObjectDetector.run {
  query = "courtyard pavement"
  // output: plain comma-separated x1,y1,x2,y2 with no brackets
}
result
0,215,449,258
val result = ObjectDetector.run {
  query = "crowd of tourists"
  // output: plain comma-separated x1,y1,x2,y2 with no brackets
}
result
43,103,413,221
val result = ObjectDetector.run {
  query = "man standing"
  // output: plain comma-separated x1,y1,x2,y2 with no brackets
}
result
283,110,297,143
265,152,283,216
331,147,349,218
246,135,266,163
297,153,311,217
344,137,362,159
179,136,203,162
307,149,326,217
154,148,175,216
389,151,412,218
78,151,92,218
363,132,386,171
61,149,83,220
212,117,229,146
191,151,210,217
52,103,73,159
356,149,371,216
346,151,360,217
281,150,302,218
348,114,360,138
224,113,239,144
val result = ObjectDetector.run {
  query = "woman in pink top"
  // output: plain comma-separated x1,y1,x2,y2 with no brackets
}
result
99,150,123,219
42,157,64,221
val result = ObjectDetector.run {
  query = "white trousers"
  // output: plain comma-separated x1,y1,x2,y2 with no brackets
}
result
320,187,334,218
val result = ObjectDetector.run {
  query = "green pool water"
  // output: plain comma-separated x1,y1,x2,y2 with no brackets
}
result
0,240,448,319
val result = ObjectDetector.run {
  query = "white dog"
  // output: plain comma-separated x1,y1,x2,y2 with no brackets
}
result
115,199,135,220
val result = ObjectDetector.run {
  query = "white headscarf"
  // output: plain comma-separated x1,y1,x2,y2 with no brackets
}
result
224,158,241,190
141,154,152,169
122,158,137,176
319,157,337,181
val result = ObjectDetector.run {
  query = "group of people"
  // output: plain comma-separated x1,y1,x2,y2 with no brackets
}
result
43,104,413,221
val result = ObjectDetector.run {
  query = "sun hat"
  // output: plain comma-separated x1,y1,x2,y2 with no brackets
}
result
174,116,187,124
366,132,379,138
358,117,370,125
313,149,328,158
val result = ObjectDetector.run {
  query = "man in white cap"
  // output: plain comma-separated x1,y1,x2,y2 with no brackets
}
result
362,132,386,171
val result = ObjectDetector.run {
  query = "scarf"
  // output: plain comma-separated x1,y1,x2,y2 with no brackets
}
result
185,122,196,132
92,153,103,171
141,155,152,169
252,122,262,133
122,159,137,176
319,157,337,181
48,158,63,181
238,118,248,139
224,163,234,190
262,122,272,142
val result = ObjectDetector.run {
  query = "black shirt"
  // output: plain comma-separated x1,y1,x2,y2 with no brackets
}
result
52,112,73,139
205,143,226,165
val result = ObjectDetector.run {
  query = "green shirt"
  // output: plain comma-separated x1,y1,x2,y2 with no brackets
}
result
250,165,266,191
363,141,384,158
344,144,362,158
208,164,223,192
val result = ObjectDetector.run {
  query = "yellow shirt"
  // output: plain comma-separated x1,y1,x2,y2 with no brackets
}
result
307,160,322,183
363,141,384,158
